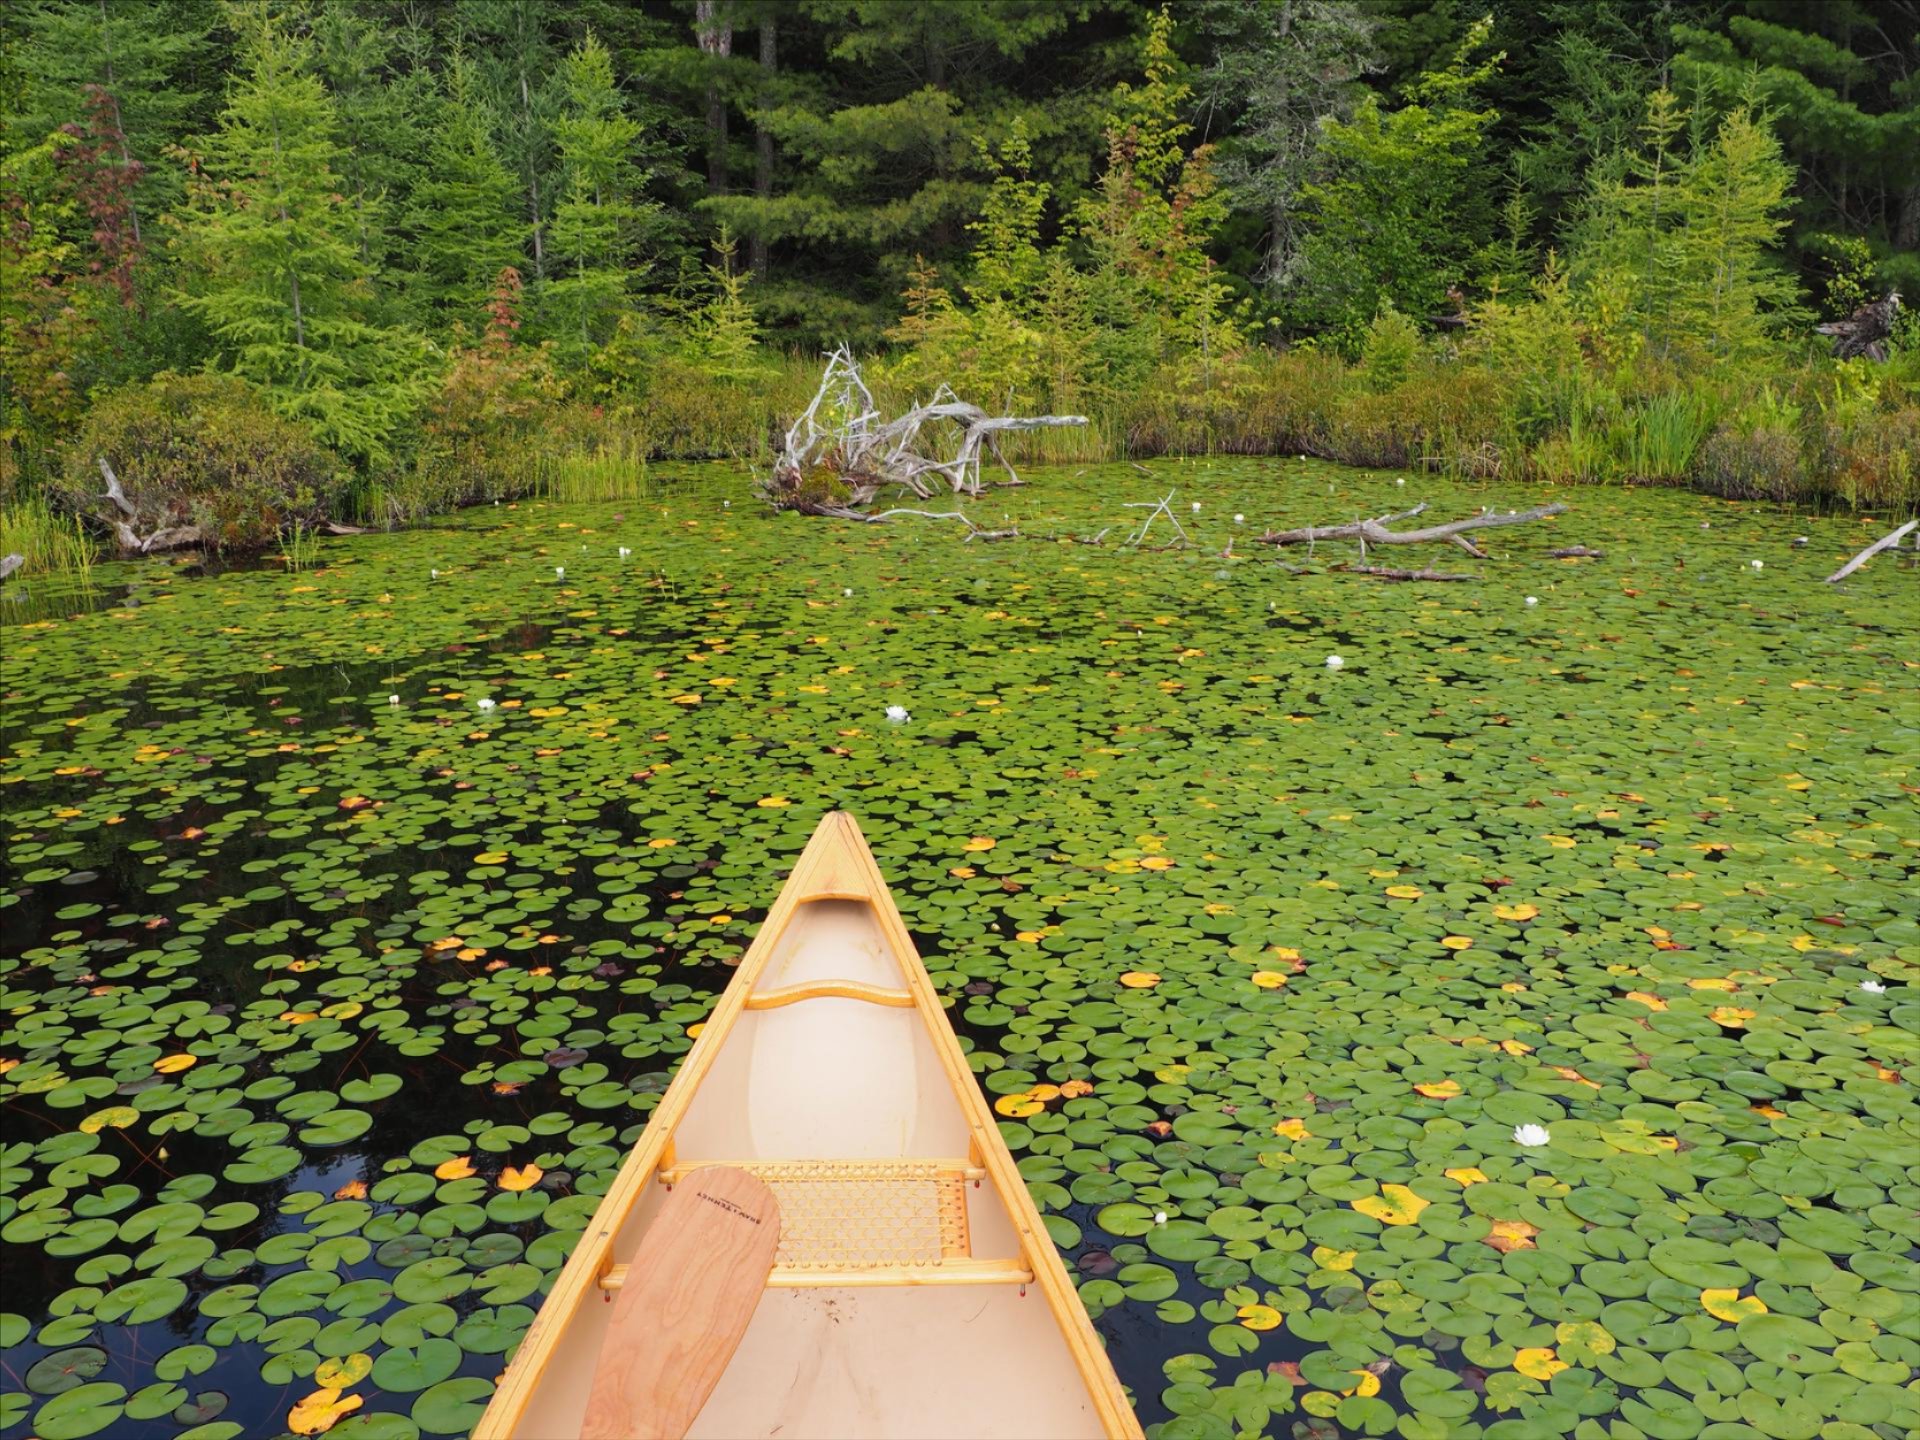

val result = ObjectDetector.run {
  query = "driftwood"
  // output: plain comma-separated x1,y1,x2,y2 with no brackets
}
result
762,348,1085,515
0,554,23,582
1824,518,1918,584
1258,501,1567,559
1550,545,1604,559
97,457,207,553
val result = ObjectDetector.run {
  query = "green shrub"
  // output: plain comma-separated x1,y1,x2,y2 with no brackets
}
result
1829,406,1920,510
55,375,344,552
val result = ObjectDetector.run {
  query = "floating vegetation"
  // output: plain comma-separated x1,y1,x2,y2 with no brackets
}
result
1,461,1915,1440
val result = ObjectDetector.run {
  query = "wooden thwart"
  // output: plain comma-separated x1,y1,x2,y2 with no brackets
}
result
580,1167,781,1440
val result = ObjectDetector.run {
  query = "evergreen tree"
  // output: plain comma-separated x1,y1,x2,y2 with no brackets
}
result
1572,88,1801,363
307,1,434,281
1676,3,1920,266
4,0,214,237
1506,1,1689,238
541,31,659,363
703,0,1146,344
1292,16,1502,342
1192,0,1377,291
404,51,522,331
457,0,562,286
170,5,426,462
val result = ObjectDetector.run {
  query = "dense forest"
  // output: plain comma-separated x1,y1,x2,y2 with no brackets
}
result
2,0,1917,560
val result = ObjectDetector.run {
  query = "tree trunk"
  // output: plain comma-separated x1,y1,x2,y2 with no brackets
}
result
96,0,141,245
752,12,776,280
1898,183,1920,252
520,70,545,280
697,1,733,196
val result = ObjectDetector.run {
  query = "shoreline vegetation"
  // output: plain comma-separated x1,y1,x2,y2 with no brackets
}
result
4,3,1917,578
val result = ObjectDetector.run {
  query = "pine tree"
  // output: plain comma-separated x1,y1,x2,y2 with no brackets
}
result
542,31,659,363
1676,4,1920,263
170,5,426,462
404,51,522,332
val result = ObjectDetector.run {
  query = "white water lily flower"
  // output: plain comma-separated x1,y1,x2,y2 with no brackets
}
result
477,698,496,712
1513,1123,1551,1147
885,705,909,723
1525,596,1539,606
1191,502,1202,513
554,566,565,579
1234,513,1245,524
1860,979,1887,994
1153,1211,1168,1225
618,546,631,559
723,500,731,508
1750,559,1764,569
843,587,853,596
387,695,400,705
1397,477,1406,486
430,568,439,579
1325,655,1344,670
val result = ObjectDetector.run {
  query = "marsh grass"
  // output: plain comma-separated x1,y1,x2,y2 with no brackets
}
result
0,494,96,579
538,439,652,503
1611,392,1715,484
275,520,323,571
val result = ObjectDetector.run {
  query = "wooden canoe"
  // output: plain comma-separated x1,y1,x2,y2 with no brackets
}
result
473,811,1143,1440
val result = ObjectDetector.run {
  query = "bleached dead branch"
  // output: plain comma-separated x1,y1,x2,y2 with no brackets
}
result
762,348,1085,513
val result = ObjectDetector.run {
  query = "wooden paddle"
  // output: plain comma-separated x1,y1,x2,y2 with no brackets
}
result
581,1166,781,1440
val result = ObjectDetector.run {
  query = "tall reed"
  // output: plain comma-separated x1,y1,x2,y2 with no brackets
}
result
0,495,97,579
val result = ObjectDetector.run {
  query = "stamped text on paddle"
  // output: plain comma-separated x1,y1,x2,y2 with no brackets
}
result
695,1188,764,1224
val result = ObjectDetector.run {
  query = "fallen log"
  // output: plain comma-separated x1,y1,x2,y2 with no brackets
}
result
1824,519,1917,584
1550,545,1604,559
1258,502,1567,559
0,554,23,582
1338,563,1476,581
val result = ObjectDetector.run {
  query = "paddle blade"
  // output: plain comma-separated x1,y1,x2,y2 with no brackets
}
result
581,1166,781,1440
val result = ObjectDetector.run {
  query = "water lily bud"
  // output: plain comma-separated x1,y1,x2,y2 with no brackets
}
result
1153,1211,1168,1225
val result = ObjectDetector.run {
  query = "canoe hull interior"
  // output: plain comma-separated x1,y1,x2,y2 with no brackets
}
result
485,814,1140,1440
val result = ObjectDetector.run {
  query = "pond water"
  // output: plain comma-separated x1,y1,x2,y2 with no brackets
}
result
2,459,1916,1440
